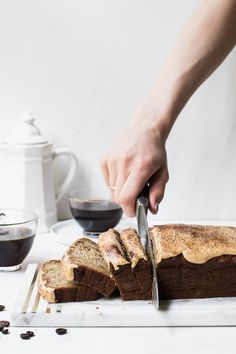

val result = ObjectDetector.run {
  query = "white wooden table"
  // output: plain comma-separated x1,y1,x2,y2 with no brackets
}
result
0,230,236,354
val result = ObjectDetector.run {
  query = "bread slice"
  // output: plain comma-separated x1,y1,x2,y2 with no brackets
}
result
98,229,143,300
62,238,116,297
38,260,99,303
120,228,152,300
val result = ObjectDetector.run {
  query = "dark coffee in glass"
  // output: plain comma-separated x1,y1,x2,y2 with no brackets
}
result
0,210,38,271
69,190,123,235
0,227,35,267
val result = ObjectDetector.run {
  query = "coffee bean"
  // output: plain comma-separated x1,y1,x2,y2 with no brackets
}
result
55,327,67,335
2,328,9,334
20,333,30,340
0,320,10,327
0,305,5,312
26,330,35,337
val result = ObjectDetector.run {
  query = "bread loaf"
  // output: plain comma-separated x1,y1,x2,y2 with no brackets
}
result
150,224,236,299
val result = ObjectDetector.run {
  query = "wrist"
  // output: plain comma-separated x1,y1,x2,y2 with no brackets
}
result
130,75,186,143
130,100,176,145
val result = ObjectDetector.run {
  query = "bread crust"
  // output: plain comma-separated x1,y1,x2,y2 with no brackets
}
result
38,260,58,303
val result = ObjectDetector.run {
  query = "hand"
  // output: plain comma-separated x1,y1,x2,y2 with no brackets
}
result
101,121,169,217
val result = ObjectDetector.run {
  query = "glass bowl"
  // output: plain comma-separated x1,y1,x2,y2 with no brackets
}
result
0,209,38,271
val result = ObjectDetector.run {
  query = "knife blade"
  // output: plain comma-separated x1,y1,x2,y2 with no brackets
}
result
136,185,159,310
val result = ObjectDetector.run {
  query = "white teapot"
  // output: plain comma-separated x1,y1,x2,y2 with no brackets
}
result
0,112,78,232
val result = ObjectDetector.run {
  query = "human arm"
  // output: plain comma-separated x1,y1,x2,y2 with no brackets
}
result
101,0,236,217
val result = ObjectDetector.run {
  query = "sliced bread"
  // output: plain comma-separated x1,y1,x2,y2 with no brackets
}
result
38,260,99,303
120,228,152,300
62,238,116,297
98,229,143,300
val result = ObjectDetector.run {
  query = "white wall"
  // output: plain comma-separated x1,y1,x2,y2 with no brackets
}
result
0,0,235,221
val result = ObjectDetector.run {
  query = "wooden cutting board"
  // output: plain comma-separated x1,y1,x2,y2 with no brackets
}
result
11,263,236,327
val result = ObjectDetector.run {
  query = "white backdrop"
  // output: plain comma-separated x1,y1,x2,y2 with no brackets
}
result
0,0,235,221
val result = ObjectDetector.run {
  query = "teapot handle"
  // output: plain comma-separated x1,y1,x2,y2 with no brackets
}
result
52,148,78,204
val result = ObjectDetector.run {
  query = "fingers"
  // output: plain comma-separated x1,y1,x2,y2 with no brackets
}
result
113,156,131,204
149,165,169,214
118,164,157,217
114,171,129,204
107,159,117,200
101,153,131,203
101,154,169,217
101,156,117,200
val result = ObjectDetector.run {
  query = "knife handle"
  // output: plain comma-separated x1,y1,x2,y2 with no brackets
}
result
136,184,149,214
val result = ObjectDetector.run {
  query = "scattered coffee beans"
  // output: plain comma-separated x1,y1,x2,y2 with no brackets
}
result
20,333,31,340
2,328,9,334
56,327,67,335
26,330,35,337
0,320,10,327
0,305,5,311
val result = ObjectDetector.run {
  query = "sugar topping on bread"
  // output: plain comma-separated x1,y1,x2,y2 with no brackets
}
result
99,229,129,270
120,228,147,268
150,224,236,264
98,228,144,300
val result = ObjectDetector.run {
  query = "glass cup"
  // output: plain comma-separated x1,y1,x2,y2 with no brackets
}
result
0,209,38,271
68,189,123,236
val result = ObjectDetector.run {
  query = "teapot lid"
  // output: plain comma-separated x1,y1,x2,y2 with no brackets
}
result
4,112,48,145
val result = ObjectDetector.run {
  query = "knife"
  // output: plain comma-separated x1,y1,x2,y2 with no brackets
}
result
136,185,159,310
